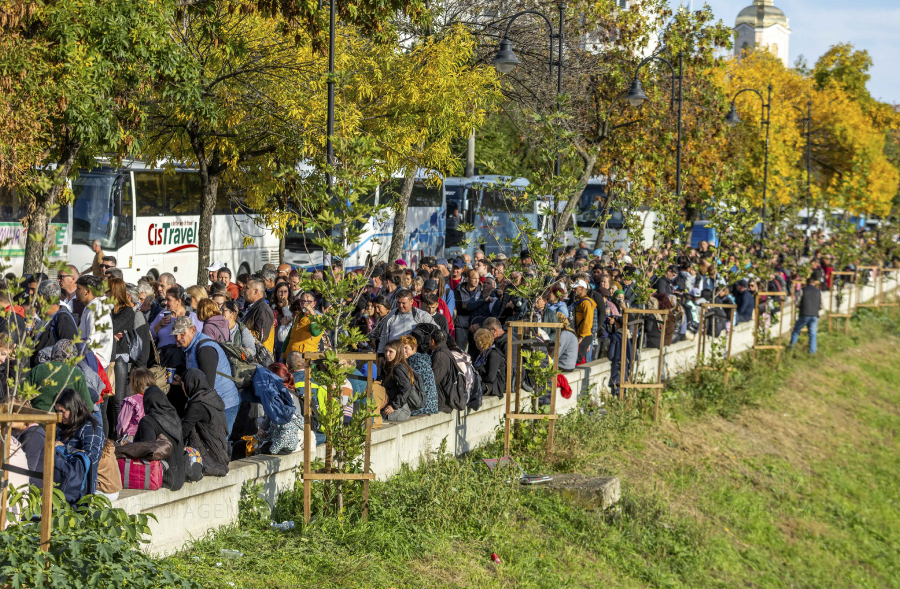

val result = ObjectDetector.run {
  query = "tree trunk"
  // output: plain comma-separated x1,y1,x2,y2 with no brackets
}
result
555,153,597,246
279,235,285,265
23,141,81,275
387,171,415,263
196,165,218,286
593,195,612,251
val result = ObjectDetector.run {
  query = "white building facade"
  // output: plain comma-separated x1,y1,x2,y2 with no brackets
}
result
734,0,791,66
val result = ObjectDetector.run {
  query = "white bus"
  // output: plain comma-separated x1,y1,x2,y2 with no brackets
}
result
283,169,446,270
0,185,71,277
67,161,280,284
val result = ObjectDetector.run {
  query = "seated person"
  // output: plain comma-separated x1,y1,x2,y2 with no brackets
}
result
115,368,154,443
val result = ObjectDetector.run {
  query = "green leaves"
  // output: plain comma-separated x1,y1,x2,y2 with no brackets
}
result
0,489,200,589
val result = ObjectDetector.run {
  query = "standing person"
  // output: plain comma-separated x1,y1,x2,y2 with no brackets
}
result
90,239,105,277
150,285,202,370
57,265,81,316
789,277,821,355
156,273,176,304
242,278,275,353
453,269,484,353
106,278,135,438
370,290,435,358
217,267,241,301
171,317,240,435
75,275,113,369
283,293,323,355
734,280,754,323
205,261,225,285
31,280,78,361
572,280,597,365
222,300,256,358
197,298,230,343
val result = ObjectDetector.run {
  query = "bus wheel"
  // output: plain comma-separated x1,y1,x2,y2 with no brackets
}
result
147,268,160,280
239,262,251,277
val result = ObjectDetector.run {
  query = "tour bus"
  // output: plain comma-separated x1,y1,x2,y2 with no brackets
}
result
66,160,281,285
444,175,547,258
0,185,71,277
283,168,446,270
562,178,629,252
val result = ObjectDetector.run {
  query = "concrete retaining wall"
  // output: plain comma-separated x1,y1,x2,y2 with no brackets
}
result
113,275,897,554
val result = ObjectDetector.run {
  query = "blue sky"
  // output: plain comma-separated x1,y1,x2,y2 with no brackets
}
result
695,0,900,104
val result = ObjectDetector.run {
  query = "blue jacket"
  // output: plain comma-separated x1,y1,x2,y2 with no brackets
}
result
250,365,296,426
735,290,754,323
185,332,240,409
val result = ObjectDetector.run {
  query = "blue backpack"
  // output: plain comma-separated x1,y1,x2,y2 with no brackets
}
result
53,448,92,505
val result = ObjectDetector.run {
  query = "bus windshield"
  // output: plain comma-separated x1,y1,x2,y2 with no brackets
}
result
72,172,118,249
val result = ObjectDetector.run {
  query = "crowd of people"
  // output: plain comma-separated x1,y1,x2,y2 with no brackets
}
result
0,228,893,504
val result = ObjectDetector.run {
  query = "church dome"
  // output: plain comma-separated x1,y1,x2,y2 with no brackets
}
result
735,0,789,29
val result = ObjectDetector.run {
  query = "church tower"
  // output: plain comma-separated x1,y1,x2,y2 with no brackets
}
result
734,0,791,66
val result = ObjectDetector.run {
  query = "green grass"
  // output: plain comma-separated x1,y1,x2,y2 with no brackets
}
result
166,309,900,588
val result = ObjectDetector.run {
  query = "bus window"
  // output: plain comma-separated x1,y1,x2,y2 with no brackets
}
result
72,172,118,249
480,189,532,213
134,171,202,216
381,179,442,207
0,184,69,223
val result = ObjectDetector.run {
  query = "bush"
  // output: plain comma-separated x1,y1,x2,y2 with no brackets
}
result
0,486,200,589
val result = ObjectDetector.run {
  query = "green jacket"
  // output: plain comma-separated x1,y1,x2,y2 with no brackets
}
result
27,362,92,412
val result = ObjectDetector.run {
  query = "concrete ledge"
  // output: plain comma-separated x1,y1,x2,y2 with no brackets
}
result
113,276,896,554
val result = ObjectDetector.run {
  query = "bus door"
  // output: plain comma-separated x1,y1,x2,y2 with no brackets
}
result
443,179,468,253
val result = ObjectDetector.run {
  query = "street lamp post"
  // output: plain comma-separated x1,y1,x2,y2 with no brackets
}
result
624,51,685,202
491,2,566,175
725,84,773,249
792,100,812,247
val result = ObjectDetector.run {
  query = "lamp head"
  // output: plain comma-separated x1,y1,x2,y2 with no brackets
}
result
725,104,741,127
625,77,648,107
492,38,520,74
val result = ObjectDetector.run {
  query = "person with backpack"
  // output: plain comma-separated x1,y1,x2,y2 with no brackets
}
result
381,339,418,423
428,329,463,413
401,335,438,416
198,298,231,343
172,316,240,436
26,339,93,413
54,388,103,499
31,280,78,367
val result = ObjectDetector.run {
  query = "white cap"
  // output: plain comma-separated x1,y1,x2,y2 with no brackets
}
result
572,279,589,290
206,261,225,272
622,255,633,264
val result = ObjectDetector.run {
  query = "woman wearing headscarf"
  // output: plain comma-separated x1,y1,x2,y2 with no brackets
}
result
135,387,187,490
181,368,229,476
26,339,93,413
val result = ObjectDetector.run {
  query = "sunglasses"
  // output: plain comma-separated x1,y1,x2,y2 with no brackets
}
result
101,264,114,269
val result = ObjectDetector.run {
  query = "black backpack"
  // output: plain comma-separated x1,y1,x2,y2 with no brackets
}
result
407,370,426,411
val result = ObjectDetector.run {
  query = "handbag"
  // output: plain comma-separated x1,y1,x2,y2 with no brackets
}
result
97,440,123,494
148,335,171,394
123,330,143,363
118,457,164,490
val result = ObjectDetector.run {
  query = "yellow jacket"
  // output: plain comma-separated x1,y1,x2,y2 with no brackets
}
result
283,312,324,355
573,297,597,338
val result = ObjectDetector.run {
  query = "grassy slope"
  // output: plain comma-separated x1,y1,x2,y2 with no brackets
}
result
170,311,900,588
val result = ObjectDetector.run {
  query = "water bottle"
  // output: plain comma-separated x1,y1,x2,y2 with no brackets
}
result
218,549,243,559
271,521,295,531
